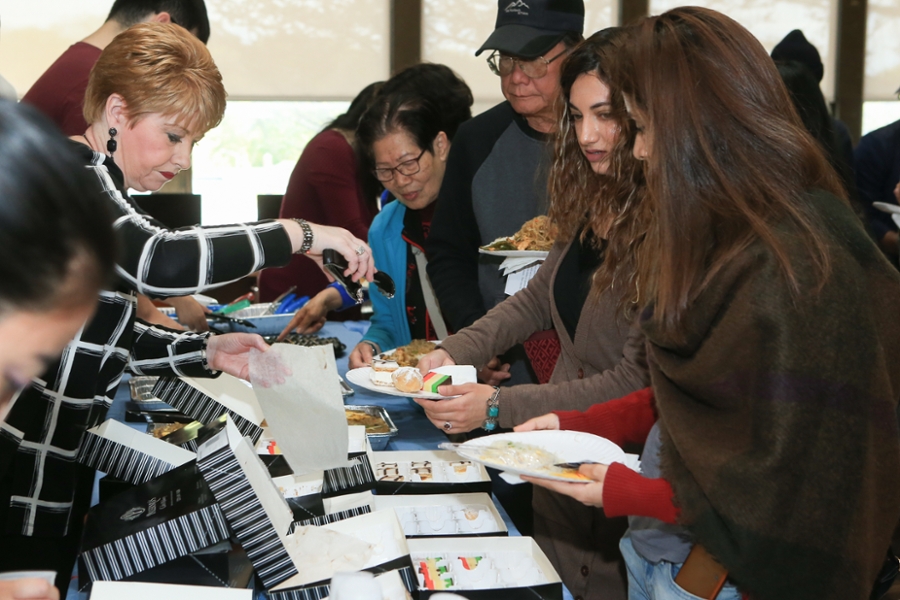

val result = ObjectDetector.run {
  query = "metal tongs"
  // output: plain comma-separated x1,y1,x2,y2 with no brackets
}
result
205,312,257,328
322,249,395,303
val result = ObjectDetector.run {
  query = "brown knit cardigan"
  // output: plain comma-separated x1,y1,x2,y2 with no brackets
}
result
645,191,900,600
439,237,650,600
439,237,649,427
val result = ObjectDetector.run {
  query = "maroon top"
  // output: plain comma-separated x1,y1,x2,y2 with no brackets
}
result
258,129,377,309
23,42,102,136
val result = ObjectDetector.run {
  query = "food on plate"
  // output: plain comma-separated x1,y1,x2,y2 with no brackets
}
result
392,367,424,393
389,339,437,367
369,359,399,387
469,439,593,480
422,371,451,393
481,215,557,252
477,440,559,470
372,358,400,371
344,409,391,434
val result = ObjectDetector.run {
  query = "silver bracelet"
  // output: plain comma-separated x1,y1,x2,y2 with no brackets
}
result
291,218,314,254
483,386,500,431
360,340,380,356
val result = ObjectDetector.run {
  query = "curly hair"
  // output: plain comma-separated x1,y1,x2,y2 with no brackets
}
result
84,22,225,137
547,26,646,308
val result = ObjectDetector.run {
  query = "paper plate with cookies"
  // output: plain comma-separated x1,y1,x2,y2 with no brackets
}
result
345,364,477,399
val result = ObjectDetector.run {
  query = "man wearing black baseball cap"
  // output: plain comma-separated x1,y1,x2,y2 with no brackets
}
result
425,3,629,600
427,0,584,351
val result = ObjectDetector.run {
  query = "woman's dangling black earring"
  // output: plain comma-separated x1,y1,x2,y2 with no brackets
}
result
107,127,117,155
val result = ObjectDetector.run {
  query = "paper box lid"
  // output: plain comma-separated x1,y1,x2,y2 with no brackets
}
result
369,449,491,495
78,419,196,485
90,580,252,600
153,374,264,442
372,492,508,538
408,536,562,599
79,461,230,589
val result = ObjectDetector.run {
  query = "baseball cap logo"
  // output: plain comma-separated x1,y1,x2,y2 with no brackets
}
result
505,0,530,15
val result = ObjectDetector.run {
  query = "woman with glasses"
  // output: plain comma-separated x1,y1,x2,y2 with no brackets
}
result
345,72,473,368
278,65,474,354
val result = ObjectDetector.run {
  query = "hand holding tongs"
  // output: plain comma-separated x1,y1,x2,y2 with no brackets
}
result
322,249,395,302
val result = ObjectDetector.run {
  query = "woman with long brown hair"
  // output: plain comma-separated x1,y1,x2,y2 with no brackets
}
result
517,7,900,600
415,28,650,599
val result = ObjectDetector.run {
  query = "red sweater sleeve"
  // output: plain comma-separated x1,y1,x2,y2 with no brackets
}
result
292,130,372,239
555,386,656,446
601,462,679,524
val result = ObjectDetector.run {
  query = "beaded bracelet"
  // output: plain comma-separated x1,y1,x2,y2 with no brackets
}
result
291,218,314,254
483,386,501,431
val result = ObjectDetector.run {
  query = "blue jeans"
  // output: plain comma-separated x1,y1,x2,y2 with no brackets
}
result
620,534,742,600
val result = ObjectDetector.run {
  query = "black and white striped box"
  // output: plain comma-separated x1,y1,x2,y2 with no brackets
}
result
78,461,230,591
196,421,415,599
152,374,264,443
77,419,196,485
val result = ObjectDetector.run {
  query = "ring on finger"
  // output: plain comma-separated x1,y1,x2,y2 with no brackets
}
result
443,421,452,431
355,245,366,256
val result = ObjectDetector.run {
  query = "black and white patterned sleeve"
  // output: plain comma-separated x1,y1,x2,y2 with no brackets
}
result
128,320,219,378
89,161,293,297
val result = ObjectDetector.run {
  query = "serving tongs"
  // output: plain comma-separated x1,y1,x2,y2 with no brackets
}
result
205,312,257,328
322,249,395,302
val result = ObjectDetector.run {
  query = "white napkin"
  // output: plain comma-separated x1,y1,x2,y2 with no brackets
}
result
500,256,543,275
250,345,350,474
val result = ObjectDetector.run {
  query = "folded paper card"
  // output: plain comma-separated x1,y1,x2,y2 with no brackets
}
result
152,373,264,442
250,345,350,474
430,365,477,385
78,418,196,484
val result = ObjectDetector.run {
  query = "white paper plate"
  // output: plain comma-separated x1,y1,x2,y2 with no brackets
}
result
345,367,457,400
479,248,550,258
873,201,900,215
451,430,625,483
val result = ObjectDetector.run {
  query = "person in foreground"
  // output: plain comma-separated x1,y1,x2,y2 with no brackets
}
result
416,29,649,600
0,101,118,600
516,7,900,600
0,23,375,593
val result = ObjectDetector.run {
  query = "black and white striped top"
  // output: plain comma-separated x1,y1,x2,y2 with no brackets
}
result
0,142,293,538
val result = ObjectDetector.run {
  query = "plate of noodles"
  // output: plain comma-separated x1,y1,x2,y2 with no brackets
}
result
445,430,626,483
479,216,556,257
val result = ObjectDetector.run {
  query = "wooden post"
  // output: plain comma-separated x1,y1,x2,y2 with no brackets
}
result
619,0,649,26
391,0,422,75
834,0,868,143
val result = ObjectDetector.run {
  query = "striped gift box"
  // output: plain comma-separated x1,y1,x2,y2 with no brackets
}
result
197,422,415,597
78,462,230,591
152,375,264,443
288,505,373,531
78,419,196,485
322,454,376,497
196,423,297,589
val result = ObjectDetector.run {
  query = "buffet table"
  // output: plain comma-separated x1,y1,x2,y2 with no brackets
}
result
65,321,575,600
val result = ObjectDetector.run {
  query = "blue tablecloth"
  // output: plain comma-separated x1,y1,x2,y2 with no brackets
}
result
66,321,574,600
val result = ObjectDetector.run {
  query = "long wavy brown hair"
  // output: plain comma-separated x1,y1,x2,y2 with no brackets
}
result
607,7,847,338
547,27,646,306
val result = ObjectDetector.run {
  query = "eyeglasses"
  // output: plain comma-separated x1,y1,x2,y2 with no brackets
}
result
372,147,427,182
486,48,569,79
